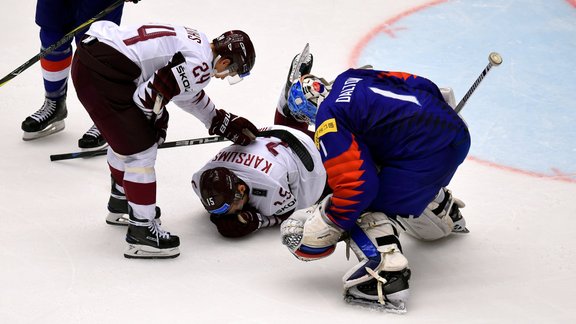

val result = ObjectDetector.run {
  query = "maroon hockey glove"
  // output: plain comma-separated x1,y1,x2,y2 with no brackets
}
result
209,109,258,146
154,109,169,145
138,52,187,111
209,208,261,238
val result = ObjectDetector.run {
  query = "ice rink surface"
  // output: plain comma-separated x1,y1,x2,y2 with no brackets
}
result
0,1,575,323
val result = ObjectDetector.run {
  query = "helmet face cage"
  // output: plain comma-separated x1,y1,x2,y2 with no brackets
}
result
287,75,329,125
213,30,255,80
199,168,243,215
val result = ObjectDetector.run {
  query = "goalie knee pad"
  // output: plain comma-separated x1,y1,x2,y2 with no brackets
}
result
397,188,467,241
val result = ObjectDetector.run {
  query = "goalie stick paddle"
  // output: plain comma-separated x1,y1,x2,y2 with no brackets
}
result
50,135,226,161
0,0,125,88
455,52,503,113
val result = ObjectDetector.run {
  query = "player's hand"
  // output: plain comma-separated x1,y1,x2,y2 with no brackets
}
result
209,109,258,146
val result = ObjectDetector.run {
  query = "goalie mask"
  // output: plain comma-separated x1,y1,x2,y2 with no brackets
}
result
212,30,255,84
199,167,244,215
287,75,331,125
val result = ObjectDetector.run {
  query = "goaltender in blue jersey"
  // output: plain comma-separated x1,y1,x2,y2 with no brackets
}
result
278,60,471,312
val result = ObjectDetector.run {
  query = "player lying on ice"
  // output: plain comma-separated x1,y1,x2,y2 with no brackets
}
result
191,125,327,238
278,50,471,313
190,51,328,238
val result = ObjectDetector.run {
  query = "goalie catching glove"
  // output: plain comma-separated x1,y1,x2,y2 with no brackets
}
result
280,194,344,261
209,109,258,146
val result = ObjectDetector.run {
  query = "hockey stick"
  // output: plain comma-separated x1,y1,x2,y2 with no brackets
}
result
0,0,125,88
455,52,503,113
50,135,226,161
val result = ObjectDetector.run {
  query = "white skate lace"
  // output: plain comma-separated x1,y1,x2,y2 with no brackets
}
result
130,218,171,240
148,219,171,240
365,267,388,305
30,98,57,122
83,125,101,138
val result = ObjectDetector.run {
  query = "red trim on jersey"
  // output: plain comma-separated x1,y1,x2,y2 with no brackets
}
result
40,56,72,72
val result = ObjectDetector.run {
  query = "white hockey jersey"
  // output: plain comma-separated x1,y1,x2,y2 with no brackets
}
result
192,125,326,217
86,21,217,127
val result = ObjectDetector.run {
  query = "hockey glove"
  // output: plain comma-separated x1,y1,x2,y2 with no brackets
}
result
153,108,169,145
136,52,188,113
280,195,343,261
209,109,258,146
210,207,261,238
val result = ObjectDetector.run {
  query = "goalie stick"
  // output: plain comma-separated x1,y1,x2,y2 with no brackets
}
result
0,0,125,88
455,52,503,113
50,135,226,161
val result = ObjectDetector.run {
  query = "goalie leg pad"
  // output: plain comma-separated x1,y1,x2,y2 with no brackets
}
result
342,212,410,310
397,187,467,241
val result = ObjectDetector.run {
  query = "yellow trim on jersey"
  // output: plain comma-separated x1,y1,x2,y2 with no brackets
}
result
314,118,338,148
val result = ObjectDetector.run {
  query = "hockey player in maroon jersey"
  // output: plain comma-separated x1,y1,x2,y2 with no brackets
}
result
71,21,258,259
278,52,470,312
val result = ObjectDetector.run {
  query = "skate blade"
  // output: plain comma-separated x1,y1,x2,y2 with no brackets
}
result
124,244,180,259
344,294,407,314
105,212,129,226
22,120,65,141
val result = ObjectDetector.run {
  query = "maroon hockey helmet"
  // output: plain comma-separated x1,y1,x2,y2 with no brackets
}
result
199,167,243,215
212,30,255,78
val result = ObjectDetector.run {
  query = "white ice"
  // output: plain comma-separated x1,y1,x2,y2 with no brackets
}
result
0,1,575,323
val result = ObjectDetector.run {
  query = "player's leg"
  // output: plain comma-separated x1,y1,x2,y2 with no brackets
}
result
21,0,76,140
76,0,125,149
342,212,411,313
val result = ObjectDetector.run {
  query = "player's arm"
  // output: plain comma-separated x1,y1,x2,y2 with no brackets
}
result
316,122,379,231
209,204,290,238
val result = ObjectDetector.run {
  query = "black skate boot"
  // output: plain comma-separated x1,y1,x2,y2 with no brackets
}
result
22,96,68,140
344,266,412,314
124,207,179,259
78,124,108,150
106,176,161,226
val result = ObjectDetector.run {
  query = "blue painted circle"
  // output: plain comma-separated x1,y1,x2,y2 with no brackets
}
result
357,0,576,179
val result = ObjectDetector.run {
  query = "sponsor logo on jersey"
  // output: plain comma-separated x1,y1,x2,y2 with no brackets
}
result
314,118,337,149
173,63,191,92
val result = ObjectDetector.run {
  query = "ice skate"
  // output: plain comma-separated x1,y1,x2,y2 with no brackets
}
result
344,267,411,314
449,202,469,234
106,177,161,226
124,207,179,259
78,124,108,150
21,96,67,140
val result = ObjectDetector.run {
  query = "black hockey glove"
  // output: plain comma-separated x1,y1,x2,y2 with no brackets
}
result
209,207,261,238
209,109,258,146
126,0,139,3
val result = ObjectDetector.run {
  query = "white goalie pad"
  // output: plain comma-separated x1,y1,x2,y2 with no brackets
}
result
397,188,466,241
342,212,410,311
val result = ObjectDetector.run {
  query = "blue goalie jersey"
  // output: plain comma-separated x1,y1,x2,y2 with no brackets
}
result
314,68,470,230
